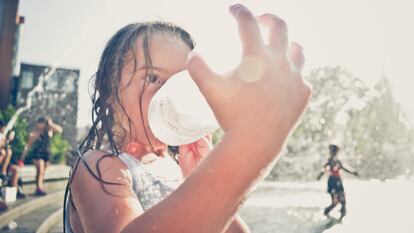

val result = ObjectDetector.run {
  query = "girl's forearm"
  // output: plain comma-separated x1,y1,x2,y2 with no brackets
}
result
122,129,286,233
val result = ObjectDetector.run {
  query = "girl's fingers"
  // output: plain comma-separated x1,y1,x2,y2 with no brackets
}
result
230,4,264,55
187,51,227,106
289,41,305,74
257,13,288,53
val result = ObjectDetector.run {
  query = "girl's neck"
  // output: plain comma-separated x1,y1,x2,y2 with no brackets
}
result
121,141,168,161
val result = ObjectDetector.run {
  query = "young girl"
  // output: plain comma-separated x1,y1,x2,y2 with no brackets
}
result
65,4,311,233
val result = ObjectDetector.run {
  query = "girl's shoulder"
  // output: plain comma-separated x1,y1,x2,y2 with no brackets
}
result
69,150,142,229
81,149,129,173
71,149,133,195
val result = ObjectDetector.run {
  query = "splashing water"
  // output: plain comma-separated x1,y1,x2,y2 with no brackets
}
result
3,67,56,134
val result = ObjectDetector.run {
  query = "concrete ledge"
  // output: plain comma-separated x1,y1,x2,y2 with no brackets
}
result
22,178,68,197
0,190,64,229
36,207,63,233
18,165,71,184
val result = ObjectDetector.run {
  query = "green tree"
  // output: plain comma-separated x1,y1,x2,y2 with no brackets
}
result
345,77,414,179
0,105,70,164
0,105,29,159
269,67,369,180
268,67,414,180
50,133,70,164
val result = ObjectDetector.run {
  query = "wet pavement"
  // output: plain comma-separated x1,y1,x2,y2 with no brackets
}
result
240,179,414,233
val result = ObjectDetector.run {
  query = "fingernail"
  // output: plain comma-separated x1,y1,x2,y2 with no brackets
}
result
229,4,240,14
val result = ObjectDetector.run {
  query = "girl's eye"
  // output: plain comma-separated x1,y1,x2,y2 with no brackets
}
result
146,74,163,84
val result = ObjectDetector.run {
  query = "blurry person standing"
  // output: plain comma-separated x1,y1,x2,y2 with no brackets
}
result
21,117,62,195
317,144,359,221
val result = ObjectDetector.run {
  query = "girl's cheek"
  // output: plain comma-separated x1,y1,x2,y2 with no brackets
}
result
135,83,163,115
141,91,155,110
146,84,162,93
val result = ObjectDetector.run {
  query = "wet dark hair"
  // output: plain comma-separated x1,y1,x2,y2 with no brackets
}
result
66,21,194,197
329,144,340,156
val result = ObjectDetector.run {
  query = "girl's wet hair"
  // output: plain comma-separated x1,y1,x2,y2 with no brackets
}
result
69,21,195,193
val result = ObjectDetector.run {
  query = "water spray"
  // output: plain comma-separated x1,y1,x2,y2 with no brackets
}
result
3,67,56,135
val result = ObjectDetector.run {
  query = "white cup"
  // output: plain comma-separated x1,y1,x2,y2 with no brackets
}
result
148,70,219,146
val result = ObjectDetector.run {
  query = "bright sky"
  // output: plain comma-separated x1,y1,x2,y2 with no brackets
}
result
18,0,414,127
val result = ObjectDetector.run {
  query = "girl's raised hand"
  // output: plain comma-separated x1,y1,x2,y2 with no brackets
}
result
187,4,312,155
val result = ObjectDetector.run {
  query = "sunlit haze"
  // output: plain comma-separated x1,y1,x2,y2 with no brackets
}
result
19,0,414,127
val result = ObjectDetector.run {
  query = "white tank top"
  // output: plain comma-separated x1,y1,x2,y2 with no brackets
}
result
117,152,183,210
64,152,183,233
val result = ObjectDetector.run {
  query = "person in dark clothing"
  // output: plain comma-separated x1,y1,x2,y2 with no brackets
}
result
317,144,359,221
20,117,62,196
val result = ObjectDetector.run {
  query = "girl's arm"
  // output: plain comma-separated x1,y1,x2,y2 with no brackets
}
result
179,136,250,233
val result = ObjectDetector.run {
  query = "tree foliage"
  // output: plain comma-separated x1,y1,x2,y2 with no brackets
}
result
0,105,28,159
0,105,70,164
267,67,414,180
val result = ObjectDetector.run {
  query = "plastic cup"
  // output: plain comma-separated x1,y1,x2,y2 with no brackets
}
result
148,70,219,146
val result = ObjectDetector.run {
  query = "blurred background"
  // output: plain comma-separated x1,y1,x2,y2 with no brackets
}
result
0,0,413,232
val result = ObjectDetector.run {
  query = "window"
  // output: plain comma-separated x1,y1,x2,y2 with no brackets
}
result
20,71,34,89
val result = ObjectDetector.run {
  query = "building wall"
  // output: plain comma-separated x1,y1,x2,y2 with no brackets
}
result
13,63,80,147
0,0,19,108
